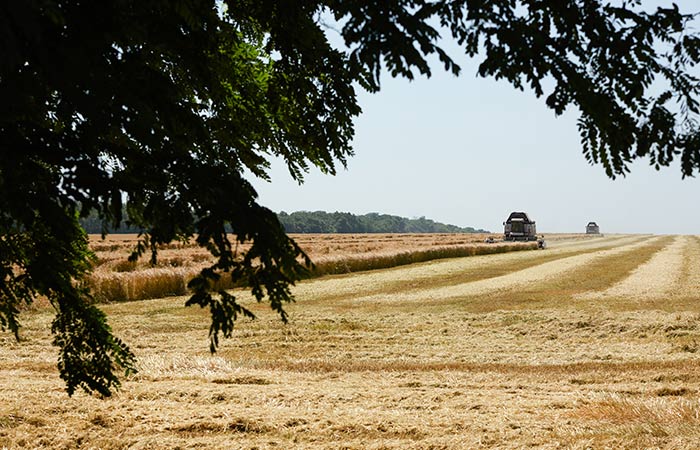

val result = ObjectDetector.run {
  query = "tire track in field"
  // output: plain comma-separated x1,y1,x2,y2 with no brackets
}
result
343,236,662,305
547,234,642,251
576,235,687,301
293,235,646,303
379,234,644,289
680,236,700,294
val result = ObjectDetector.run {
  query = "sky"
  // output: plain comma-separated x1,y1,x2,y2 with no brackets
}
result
251,1,700,235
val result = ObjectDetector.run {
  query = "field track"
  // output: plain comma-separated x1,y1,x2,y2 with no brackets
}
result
292,234,650,304
580,235,700,301
2,234,700,449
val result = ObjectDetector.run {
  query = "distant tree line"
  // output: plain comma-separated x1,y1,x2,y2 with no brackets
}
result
80,210,487,234
79,210,140,234
277,211,488,233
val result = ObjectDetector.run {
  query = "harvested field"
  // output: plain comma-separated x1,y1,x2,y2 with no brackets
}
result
578,235,687,301
86,232,537,302
2,233,700,449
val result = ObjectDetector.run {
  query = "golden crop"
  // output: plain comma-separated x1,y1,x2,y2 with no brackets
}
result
86,233,535,303
2,234,700,449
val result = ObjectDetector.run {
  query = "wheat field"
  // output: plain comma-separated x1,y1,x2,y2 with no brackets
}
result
2,234,700,449
85,233,534,303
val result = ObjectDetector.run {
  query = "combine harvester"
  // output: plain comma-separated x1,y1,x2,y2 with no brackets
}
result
503,211,538,241
586,221,601,235
500,211,546,249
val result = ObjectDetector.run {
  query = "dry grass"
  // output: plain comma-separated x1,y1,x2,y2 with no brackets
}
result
2,233,700,449
86,233,537,302
579,235,687,301
561,395,700,448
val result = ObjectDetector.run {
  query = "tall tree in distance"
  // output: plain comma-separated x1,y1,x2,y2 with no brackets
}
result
1,0,699,396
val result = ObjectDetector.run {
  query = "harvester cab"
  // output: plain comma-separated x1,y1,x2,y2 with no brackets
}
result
586,221,600,234
503,211,538,241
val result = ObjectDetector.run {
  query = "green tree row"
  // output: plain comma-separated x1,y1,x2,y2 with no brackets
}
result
277,211,488,234
79,210,487,235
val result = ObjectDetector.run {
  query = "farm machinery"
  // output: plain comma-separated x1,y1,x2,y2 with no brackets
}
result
482,212,545,248
586,221,600,234
503,211,538,241
502,211,546,248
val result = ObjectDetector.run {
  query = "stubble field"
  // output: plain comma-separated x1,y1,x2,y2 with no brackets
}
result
86,233,535,303
2,233,700,449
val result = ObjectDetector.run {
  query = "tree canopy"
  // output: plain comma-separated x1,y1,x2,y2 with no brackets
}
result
1,0,699,396
278,211,488,233
78,209,488,234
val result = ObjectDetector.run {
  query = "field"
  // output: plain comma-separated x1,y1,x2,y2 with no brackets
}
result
2,233,700,449
86,233,535,303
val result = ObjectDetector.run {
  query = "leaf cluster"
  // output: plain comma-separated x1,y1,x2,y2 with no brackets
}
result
330,0,700,178
1,0,347,395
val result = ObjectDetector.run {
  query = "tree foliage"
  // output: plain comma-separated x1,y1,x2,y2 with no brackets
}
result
278,211,488,233
78,209,486,234
1,0,699,395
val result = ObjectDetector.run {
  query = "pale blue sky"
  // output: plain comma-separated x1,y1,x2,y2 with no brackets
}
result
252,2,700,235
